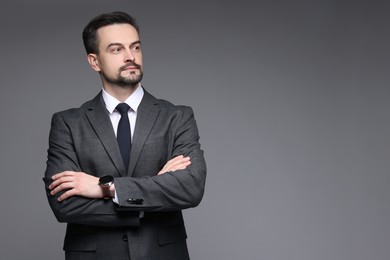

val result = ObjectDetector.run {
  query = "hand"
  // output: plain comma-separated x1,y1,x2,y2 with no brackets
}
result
158,155,191,175
49,171,103,202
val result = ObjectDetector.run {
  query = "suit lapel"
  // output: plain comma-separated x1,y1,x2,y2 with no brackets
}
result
85,92,127,176
128,91,160,176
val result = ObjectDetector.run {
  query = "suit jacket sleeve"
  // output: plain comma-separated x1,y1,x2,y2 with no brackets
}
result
114,106,207,212
43,112,140,227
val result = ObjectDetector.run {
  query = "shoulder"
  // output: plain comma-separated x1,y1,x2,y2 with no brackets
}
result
51,93,102,122
159,99,193,114
154,98,196,130
144,90,194,116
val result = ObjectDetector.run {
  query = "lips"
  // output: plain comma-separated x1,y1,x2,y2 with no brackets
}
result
121,63,140,71
123,66,137,70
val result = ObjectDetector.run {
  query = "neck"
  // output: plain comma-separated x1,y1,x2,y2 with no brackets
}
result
102,83,139,102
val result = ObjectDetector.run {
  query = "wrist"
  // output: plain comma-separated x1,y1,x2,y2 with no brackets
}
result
109,184,116,198
99,175,114,199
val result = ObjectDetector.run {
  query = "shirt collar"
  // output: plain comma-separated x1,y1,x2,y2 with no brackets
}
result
102,84,144,114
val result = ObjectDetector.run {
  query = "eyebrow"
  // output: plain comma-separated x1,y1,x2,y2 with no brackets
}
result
106,41,141,50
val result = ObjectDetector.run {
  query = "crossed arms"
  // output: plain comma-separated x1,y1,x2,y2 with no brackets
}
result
43,106,206,227
49,155,191,202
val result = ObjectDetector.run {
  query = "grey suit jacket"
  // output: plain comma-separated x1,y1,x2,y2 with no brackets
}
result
43,90,206,259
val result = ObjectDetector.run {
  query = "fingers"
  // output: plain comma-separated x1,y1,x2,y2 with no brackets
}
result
166,155,190,169
52,171,76,180
58,189,78,202
49,171,76,199
169,156,191,171
50,181,74,196
158,155,191,175
49,176,74,190
49,171,102,201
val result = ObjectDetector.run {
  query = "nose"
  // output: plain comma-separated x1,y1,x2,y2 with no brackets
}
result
124,49,135,63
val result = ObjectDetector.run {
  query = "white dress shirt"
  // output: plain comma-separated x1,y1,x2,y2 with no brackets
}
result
102,84,144,140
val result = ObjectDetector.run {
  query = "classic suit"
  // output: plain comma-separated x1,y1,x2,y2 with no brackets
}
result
43,89,206,260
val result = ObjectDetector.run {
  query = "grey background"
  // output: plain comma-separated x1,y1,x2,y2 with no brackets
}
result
0,0,389,259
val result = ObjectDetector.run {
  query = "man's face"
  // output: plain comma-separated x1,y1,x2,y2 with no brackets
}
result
91,23,143,88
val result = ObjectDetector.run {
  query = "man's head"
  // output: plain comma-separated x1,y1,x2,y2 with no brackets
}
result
83,12,143,89
82,11,139,55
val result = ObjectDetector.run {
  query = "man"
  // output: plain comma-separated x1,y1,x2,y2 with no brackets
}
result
43,11,206,260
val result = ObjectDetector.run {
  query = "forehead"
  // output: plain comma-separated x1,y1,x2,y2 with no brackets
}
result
96,23,140,47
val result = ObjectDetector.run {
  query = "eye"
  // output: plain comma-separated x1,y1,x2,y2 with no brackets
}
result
131,44,141,52
110,46,122,53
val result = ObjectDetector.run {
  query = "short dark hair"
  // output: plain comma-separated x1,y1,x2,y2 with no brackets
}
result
82,11,139,54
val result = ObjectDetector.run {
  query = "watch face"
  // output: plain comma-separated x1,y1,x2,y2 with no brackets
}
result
100,175,114,185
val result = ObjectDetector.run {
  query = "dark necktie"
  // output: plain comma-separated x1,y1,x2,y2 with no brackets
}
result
116,103,131,172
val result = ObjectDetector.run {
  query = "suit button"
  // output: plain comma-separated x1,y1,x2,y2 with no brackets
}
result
122,234,128,241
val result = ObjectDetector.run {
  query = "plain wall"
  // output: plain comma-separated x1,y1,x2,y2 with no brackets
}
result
0,0,389,259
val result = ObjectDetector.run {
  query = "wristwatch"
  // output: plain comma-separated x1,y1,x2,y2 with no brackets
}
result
99,175,114,199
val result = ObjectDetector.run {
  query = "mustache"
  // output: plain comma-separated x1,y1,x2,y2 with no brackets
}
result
120,62,141,71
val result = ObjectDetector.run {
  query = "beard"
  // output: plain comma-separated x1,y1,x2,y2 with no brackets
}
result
101,63,143,88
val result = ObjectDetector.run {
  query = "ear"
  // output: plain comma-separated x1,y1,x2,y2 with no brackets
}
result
87,53,101,72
